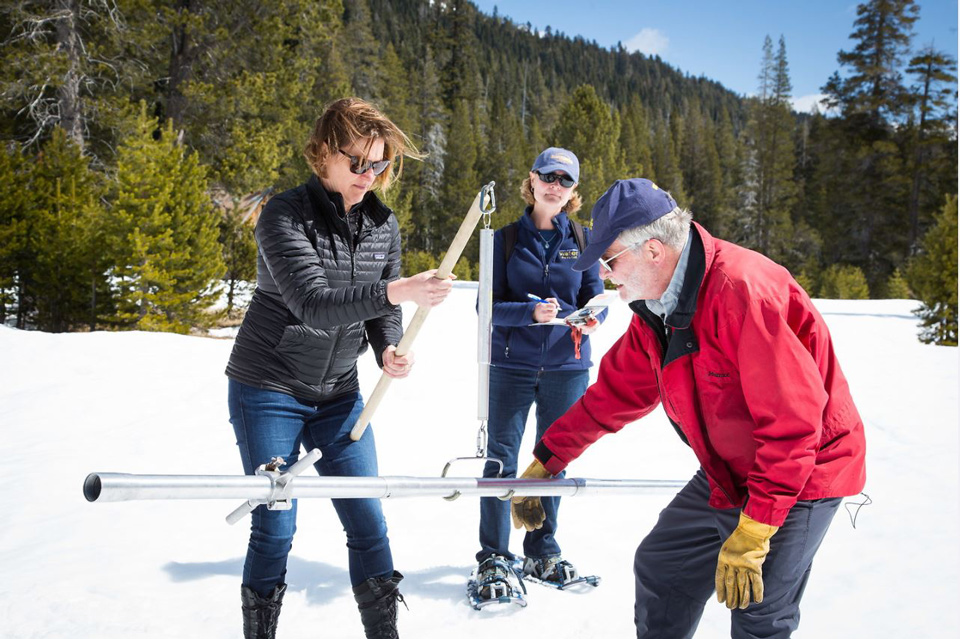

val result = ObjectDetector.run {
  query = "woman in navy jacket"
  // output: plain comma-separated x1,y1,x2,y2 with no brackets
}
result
474,147,605,602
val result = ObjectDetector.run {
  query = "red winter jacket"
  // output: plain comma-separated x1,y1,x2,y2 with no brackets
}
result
534,223,866,527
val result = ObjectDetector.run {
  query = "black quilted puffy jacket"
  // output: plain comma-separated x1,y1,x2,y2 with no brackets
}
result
225,175,403,403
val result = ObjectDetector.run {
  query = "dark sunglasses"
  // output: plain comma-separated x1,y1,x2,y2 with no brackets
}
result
339,149,391,176
536,171,576,188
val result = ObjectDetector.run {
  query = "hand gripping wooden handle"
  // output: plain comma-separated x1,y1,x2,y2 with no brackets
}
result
349,183,494,441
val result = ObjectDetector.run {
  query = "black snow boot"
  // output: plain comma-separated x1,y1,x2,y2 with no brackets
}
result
241,583,286,639
352,571,406,639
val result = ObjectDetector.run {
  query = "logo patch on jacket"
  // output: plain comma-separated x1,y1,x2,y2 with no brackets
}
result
374,253,386,260
707,371,730,378
559,249,579,260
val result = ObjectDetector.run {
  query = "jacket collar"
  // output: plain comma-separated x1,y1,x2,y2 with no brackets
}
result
305,174,392,228
519,206,572,234
663,222,715,330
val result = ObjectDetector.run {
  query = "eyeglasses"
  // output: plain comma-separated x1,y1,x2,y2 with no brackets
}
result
599,240,645,272
536,171,576,188
339,149,391,176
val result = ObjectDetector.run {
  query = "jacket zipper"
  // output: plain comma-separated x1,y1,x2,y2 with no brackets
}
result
319,231,362,384
640,310,736,507
541,260,550,368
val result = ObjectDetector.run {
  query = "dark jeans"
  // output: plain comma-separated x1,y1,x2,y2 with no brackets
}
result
228,380,393,596
634,470,841,639
477,366,590,563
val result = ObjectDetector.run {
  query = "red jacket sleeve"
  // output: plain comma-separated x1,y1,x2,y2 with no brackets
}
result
535,317,662,474
732,297,828,526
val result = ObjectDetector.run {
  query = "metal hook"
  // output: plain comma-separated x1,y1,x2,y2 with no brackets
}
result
480,181,496,229
440,456,504,501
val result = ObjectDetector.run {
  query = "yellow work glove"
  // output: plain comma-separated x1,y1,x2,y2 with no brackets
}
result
715,512,779,610
510,459,552,532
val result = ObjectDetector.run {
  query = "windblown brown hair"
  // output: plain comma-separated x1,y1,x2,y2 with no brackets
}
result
303,98,422,192
520,176,583,215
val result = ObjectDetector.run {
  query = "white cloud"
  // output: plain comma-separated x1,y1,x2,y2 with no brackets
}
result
624,28,668,56
791,93,830,114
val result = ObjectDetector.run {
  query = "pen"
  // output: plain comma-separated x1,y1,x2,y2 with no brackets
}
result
527,293,558,307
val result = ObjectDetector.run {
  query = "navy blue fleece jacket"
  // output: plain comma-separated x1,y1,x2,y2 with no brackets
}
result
487,209,606,371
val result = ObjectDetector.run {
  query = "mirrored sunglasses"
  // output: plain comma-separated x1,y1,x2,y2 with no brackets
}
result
536,171,576,188
339,149,391,176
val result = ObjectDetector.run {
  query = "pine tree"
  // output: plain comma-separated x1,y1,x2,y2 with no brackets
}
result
218,205,258,315
884,268,911,299
712,108,743,238
0,0,147,158
815,0,918,288
820,265,871,300
739,36,797,265
436,0,481,105
551,84,624,220
439,99,480,252
476,92,532,230
339,0,384,102
28,128,106,331
410,46,446,253
907,195,958,345
678,99,723,232
650,115,686,206
109,106,225,333
0,141,29,325
0,130,105,330
619,95,654,181
151,0,345,191
904,45,957,252
821,0,919,127
379,43,416,135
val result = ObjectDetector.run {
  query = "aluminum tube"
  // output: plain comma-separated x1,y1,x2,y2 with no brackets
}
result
477,228,494,421
85,473,686,503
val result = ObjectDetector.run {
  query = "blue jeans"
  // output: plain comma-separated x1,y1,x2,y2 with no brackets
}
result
633,470,841,639
477,366,590,562
228,380,393,595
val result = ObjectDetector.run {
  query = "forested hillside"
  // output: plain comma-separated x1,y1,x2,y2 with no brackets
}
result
0,0,956,343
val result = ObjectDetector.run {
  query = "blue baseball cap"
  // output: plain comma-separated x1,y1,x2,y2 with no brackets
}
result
573,178,679,271
531,147,580,183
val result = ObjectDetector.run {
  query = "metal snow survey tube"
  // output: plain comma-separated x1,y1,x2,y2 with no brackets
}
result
84,473,686,503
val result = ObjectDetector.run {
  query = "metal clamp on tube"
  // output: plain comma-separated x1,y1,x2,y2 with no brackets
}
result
225,448,322,525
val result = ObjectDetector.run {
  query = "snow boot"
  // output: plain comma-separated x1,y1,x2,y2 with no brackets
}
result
522,555,601,590
476,555,516,601
523,555,578,586
466,554,527,609
241,583,286,639
353,570,406,639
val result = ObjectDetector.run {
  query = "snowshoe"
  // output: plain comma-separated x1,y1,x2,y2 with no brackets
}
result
466,555,527,610
520,555,601,590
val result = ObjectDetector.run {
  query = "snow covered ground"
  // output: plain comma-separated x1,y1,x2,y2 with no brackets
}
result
1,287,957,638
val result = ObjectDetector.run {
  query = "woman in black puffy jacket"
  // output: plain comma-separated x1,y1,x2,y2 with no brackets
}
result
225,98,451,639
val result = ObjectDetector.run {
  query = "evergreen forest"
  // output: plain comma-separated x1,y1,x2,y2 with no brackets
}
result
0,0,956,343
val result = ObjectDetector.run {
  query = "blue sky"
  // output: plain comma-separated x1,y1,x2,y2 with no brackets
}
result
472,1,959,113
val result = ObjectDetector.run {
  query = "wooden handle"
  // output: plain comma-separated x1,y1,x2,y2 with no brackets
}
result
350,188,487,441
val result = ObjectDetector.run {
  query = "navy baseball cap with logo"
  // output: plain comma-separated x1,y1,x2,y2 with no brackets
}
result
573,178,679,271
531,147,580,183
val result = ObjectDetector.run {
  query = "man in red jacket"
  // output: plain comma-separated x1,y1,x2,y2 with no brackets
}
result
511,178,866,639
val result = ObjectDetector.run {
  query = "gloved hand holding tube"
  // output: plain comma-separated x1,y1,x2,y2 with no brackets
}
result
510,459,552,531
